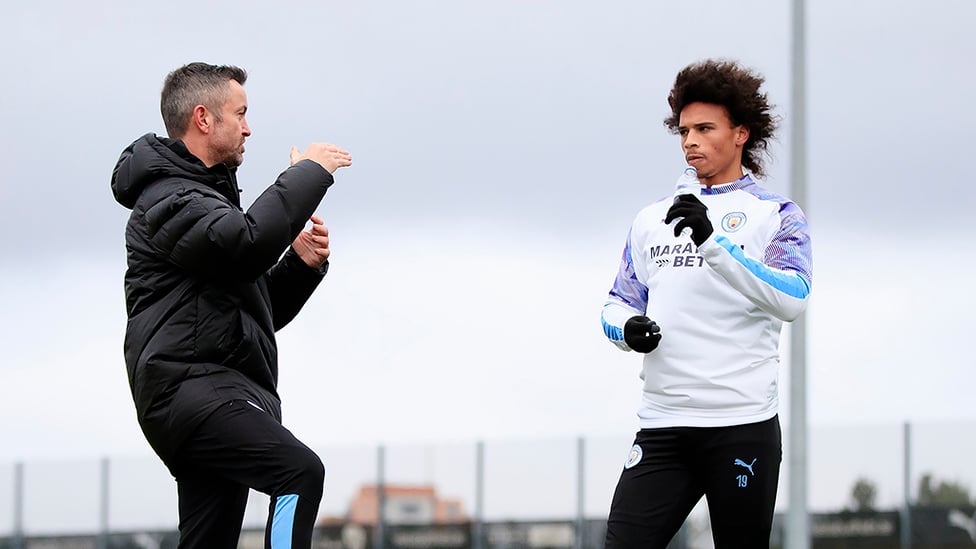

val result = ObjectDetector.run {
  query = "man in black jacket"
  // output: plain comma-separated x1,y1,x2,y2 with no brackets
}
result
111,62,352,549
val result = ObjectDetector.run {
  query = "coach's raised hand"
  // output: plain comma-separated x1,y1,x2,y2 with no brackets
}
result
289,143,353,173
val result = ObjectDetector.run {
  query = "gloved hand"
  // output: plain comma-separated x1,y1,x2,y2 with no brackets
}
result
665,194,713,247
624,316,662,353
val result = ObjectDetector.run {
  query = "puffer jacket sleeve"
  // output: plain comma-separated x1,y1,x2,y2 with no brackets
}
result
265,249,327,331
143,160,333,282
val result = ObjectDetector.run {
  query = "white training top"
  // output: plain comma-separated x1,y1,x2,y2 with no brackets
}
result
601,172,812,428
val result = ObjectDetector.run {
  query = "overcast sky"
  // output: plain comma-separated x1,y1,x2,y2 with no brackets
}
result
1,0,974,528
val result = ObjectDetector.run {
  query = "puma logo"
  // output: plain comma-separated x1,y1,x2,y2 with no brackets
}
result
734,458,757,476
948,509,976,542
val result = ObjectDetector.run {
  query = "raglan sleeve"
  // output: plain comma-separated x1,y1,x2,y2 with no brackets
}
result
601,225,649,352
698,200,812,321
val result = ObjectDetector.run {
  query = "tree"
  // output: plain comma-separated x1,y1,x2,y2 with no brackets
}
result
850,477,878,512
916,473,973,507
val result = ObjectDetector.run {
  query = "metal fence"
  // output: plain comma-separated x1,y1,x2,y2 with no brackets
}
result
1,420,974,548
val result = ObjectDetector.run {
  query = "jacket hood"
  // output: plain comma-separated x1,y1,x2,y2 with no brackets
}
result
111,133,233,209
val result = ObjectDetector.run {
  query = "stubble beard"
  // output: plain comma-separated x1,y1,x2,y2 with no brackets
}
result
223,150,244,169
211,141,244,169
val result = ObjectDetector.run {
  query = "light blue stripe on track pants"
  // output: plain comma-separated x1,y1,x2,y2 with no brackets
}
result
170,400,325,549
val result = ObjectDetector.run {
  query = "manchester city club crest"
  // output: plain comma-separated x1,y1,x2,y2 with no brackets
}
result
624,444,643,469
722,211,747,232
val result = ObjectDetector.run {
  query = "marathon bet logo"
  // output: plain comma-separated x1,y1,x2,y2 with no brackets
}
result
647,242,705,268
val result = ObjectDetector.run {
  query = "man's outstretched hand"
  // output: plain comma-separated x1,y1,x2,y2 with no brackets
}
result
290,143,352,174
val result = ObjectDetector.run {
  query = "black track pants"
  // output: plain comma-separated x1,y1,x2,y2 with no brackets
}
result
169,400,325,549
605,416,782,549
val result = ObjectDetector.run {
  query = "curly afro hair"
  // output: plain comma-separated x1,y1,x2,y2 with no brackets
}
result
664,59,778,178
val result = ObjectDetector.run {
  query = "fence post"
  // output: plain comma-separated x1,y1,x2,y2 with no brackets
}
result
473,440,484,549
901,422,912,549
12,462,23,549
375,445,386,549
97,457,109,549
575,437,585,549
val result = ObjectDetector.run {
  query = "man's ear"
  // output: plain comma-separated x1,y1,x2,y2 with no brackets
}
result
191,105,212,134
735,125,750,146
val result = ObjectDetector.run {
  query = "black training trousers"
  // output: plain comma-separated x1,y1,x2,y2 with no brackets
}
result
605,416,782,549
168,399,325,549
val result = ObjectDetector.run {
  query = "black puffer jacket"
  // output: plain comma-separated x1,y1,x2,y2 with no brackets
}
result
111,133,334,464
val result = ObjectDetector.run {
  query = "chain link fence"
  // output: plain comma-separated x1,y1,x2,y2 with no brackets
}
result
2,421,974,548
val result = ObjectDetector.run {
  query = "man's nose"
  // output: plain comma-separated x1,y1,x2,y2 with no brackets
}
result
683,130,698,149
242,118,252,137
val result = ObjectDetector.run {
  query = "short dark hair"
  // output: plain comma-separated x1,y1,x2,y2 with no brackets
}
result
160,63,247,138
664,59,778,178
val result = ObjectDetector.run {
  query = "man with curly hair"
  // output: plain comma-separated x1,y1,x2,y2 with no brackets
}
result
600,59,812,548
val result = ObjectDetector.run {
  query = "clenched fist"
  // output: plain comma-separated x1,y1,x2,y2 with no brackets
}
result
624,316,662,353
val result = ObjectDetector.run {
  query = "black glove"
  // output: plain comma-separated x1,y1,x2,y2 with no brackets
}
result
624,315,662,353
664,194,713,247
